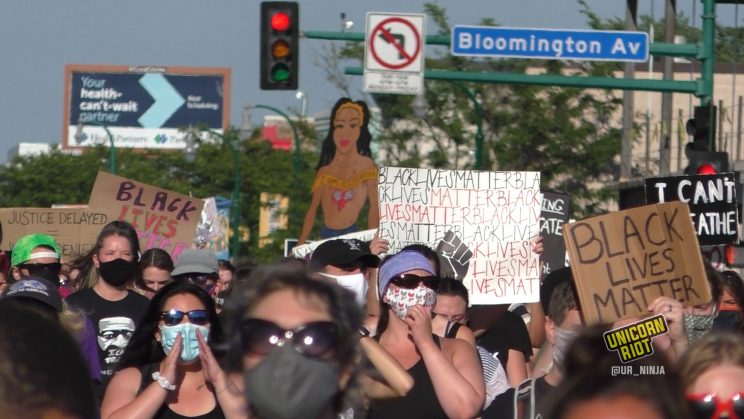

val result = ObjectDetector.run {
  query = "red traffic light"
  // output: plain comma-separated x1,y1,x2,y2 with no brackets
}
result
697,163,718,175
271,11,291,31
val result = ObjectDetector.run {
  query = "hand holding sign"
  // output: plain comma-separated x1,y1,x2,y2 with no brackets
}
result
436,231,473,281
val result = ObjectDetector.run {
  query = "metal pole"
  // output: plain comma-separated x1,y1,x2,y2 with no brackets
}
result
737,95,743,160
700,0,715,109
447,82,485,169
80,119,117,175
719,99,725,152
677,108,684,171
659,0,676,175
622,0,638,180
252,104,302,172
645,113,651,174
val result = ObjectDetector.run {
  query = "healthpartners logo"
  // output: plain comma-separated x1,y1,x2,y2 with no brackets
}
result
603,315,669,363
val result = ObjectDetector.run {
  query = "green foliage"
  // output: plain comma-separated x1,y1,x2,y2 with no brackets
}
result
0,127,319,264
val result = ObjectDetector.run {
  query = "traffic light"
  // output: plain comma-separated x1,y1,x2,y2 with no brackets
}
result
684,104,728,175
726,244,744,268
260,1,299,90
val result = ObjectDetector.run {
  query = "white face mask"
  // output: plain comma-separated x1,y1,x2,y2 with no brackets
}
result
320,272,367,306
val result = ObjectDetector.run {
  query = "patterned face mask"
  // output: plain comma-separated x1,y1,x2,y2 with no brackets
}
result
383,285,436,320
684,312,716,344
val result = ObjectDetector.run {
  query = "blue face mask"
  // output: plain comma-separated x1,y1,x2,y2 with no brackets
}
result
159,323,210,362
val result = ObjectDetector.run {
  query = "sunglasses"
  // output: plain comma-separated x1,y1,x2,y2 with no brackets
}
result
18,262,62,275
241,318,340,358
390,274,440,290
160,309,210,326
174,274,217,286
688,393,744,419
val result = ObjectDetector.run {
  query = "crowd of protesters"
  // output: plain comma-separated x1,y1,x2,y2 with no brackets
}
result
1,219,744,419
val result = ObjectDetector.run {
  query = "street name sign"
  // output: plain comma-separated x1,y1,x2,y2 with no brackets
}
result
452,26,649,63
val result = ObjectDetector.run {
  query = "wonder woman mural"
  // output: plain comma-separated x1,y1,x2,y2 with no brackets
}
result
299,98,379,244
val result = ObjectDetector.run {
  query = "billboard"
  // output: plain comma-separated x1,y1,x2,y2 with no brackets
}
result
62,64,230,150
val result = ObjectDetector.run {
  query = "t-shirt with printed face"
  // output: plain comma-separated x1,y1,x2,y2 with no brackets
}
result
67,287,149,395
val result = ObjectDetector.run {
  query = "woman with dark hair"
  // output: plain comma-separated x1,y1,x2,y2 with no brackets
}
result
101,282,244,419
135,248,175,299
299,98,379,244
368,250,484,419
713,270,744,332
225,263,363,419
67,221,150,395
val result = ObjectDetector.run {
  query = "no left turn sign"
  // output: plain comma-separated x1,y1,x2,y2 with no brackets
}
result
364,13,426,94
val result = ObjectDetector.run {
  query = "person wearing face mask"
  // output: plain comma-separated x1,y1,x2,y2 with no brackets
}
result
101,282,245,419
309,238,380,308
223,264,363,419
67,221,150,399
484,272,583,418
368,250,485,419
712,270,744,332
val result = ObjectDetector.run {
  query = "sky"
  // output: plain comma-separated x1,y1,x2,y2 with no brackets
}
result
0,0,740,163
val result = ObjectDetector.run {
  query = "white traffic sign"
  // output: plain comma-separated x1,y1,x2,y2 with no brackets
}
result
363,12,426,95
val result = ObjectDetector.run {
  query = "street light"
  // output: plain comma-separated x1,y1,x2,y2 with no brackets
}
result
295,91,308,117
74,119,117,174
184,127,242,259
250,104,302,172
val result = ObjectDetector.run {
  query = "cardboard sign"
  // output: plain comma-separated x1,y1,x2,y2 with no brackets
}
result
564,201,711,325
645,173,738,245
0,207,109,258
88,171,204,260
540,192,571,278
378,166,543,305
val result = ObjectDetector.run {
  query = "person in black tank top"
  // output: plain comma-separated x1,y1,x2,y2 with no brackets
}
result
368,250,485,419
99,282,245,419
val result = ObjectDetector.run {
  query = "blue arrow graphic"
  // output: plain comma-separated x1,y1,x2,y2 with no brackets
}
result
138,74,185,128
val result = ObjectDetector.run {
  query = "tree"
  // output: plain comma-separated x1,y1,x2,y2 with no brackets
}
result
319,2,621,217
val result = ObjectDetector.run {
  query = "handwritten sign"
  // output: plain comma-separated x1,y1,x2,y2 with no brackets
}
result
88,171,204,260
540,192,570,278
645,173,738,245
0,207,109,258
564,201,711,325
378,167,542,305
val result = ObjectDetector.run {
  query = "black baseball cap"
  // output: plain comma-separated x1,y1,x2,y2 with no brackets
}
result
4,277,63,312
309,239,380,272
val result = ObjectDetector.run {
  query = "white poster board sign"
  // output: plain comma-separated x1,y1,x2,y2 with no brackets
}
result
378,167,543,304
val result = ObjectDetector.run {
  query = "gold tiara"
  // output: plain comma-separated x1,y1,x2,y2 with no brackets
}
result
334,102,365,124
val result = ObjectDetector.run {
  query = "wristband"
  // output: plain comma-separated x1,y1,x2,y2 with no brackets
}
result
152,371,176,391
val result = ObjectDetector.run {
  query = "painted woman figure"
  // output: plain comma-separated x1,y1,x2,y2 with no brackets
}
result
299,98,379,244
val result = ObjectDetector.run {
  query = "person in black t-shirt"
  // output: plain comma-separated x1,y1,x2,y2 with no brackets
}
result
483,269,583,418
67,221,150,396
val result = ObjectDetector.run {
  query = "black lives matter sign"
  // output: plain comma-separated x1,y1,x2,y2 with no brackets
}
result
645,173,738,246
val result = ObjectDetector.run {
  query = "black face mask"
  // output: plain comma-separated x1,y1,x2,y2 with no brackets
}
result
713,310,743,331
98,258,135,287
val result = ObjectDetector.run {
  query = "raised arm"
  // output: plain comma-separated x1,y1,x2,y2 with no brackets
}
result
299,186,322,245
407,306,485,419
